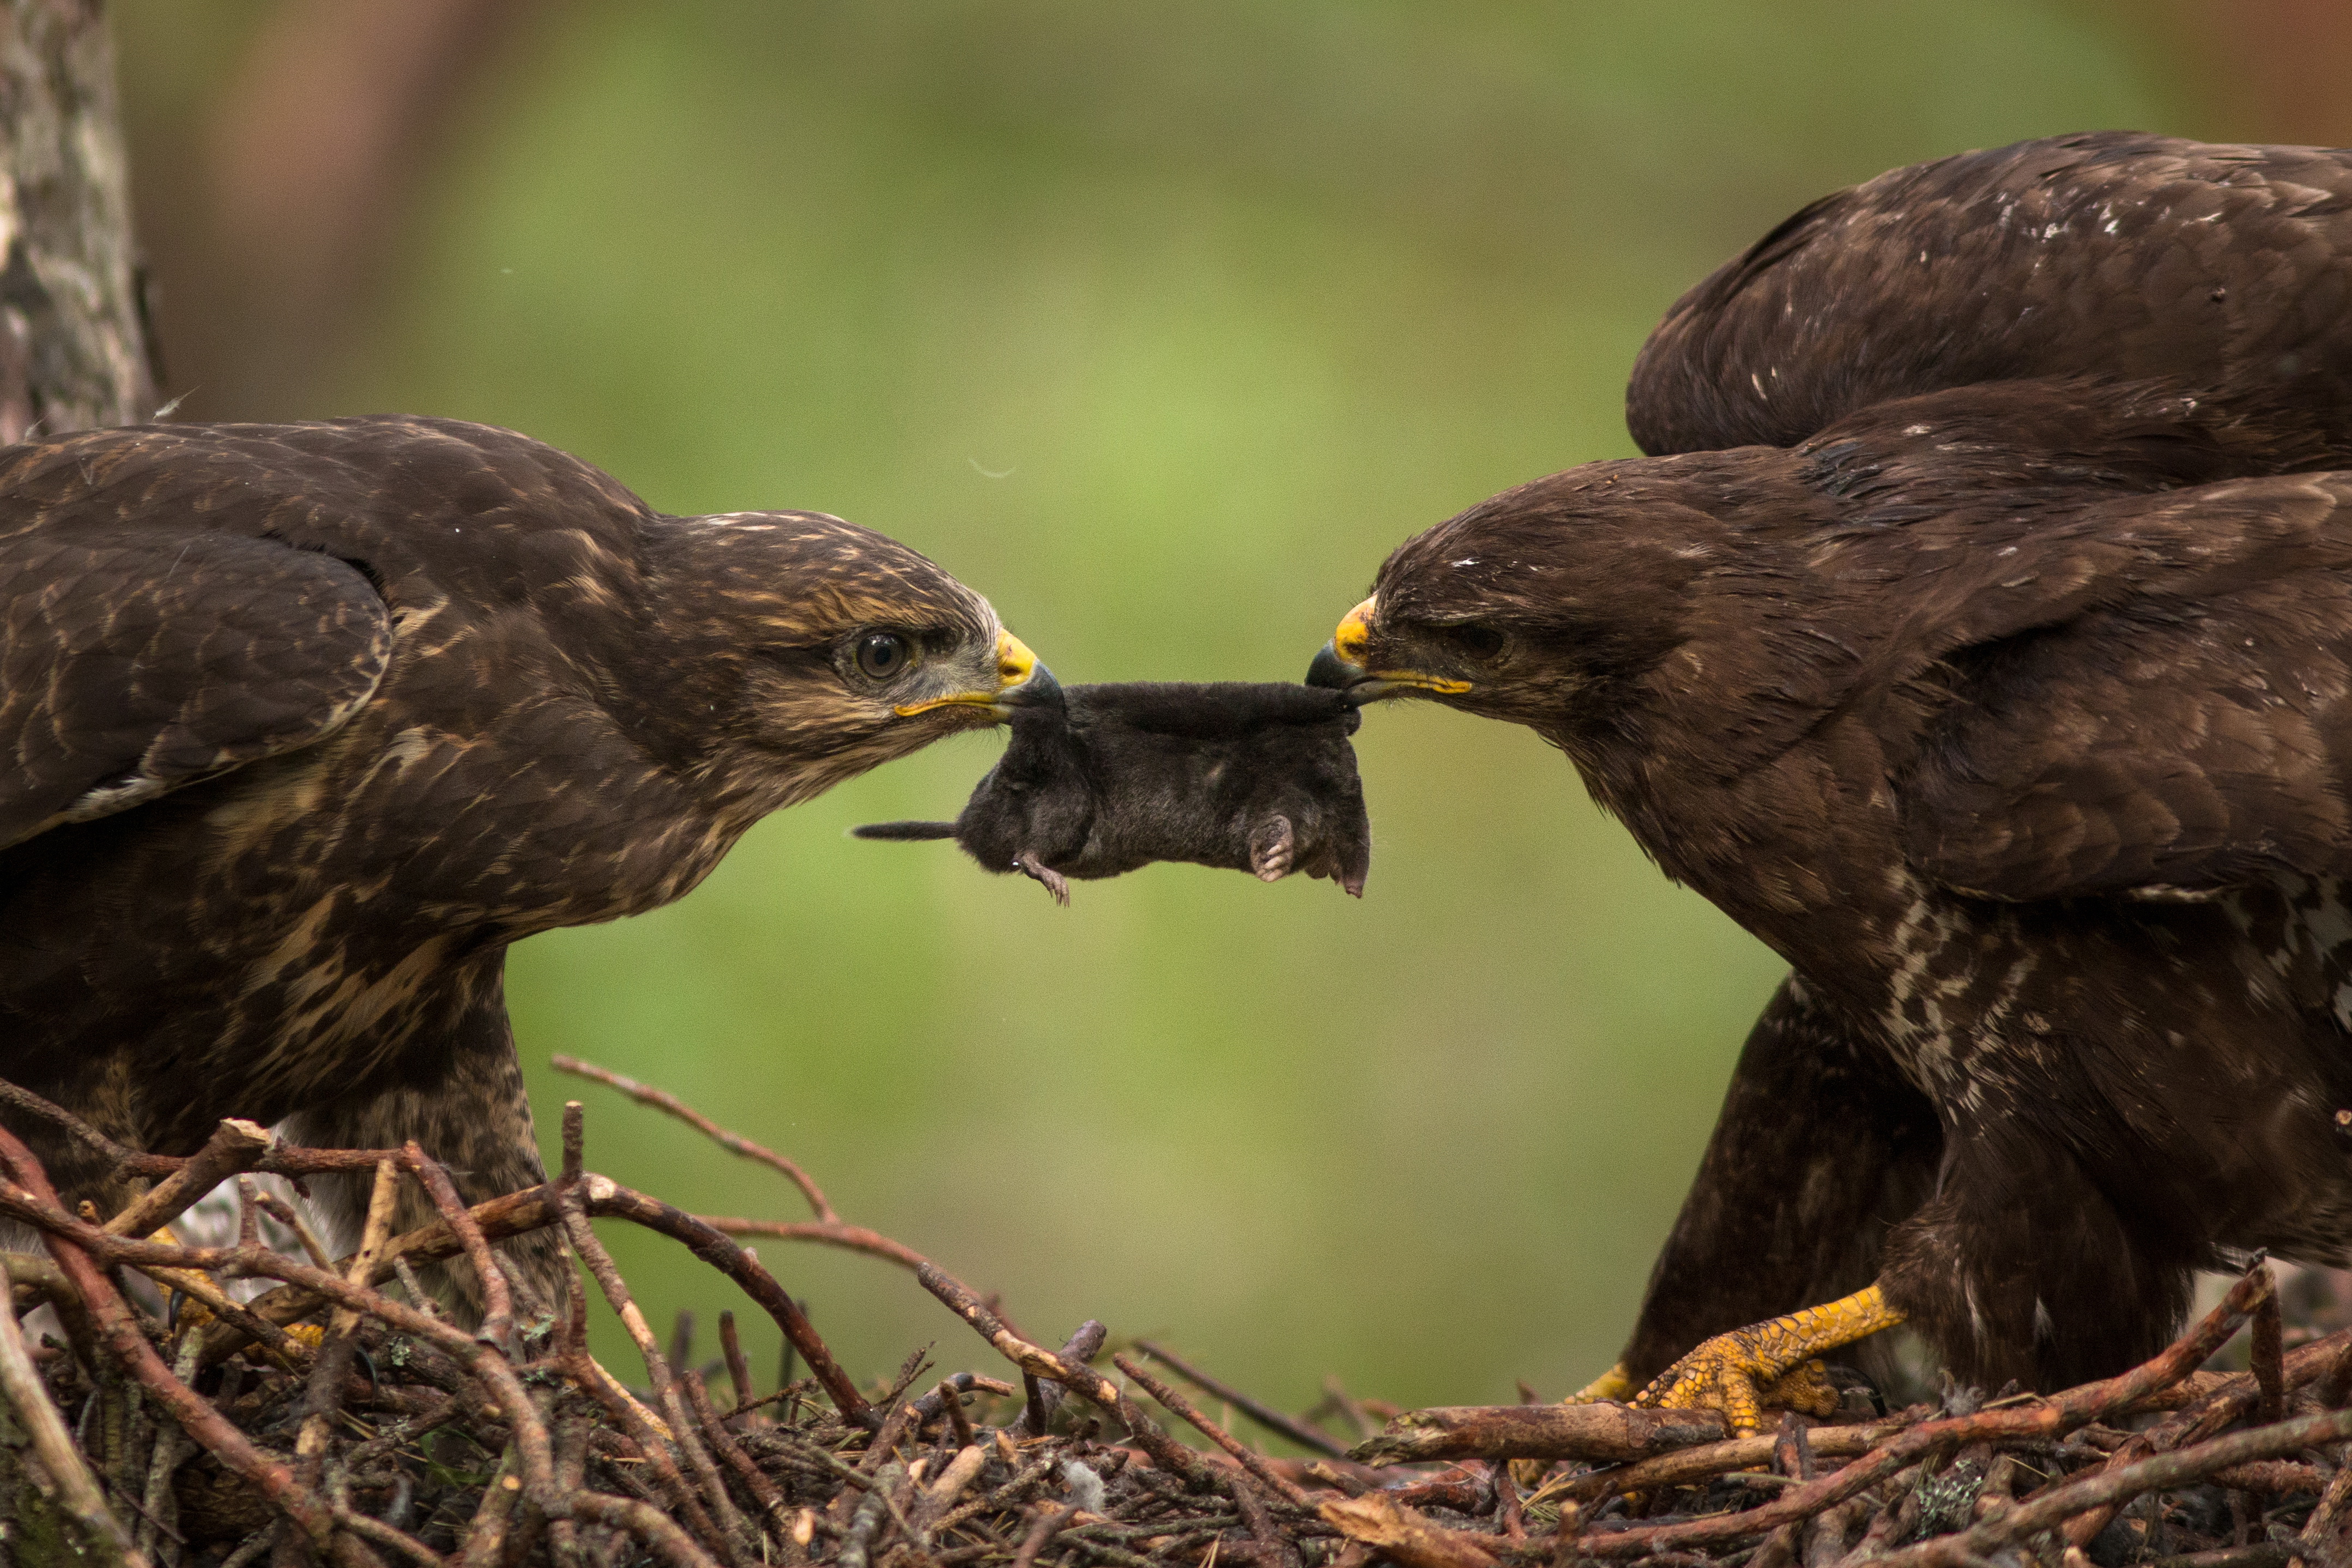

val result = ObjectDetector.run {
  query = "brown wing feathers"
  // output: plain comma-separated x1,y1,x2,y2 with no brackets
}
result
0,518,391,850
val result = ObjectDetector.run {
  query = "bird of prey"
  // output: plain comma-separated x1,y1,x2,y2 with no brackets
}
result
1309,132,2352,1431
0,415,1055,1308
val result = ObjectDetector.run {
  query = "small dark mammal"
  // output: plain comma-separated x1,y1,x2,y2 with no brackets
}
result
856,681,1370,902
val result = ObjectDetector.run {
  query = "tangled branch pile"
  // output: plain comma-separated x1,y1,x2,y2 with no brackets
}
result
1,1062,2349,1568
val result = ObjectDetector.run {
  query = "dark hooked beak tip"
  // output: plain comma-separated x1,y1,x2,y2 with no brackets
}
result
997,662,1065,713
1305,643,1377,704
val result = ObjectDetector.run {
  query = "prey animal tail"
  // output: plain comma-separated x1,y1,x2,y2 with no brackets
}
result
849,821,959,840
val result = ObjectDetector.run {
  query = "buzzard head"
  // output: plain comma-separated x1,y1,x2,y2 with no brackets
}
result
642,510,1061,813
1304,465,1712,743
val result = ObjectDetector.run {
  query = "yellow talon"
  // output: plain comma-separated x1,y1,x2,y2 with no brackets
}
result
1632,1284,1903,1436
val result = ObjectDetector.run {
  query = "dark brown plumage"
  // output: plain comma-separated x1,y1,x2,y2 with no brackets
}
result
852,680,1372,902
0,415,1054,1309
1309,132,2352,1424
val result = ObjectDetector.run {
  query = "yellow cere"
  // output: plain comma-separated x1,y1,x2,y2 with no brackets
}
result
1333,597,1376,663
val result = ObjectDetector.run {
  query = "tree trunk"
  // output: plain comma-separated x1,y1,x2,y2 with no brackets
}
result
0,0,153,442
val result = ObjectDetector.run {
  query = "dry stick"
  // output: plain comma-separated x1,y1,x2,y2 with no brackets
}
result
1032,1320,1108,1435
0,1076,142,1169
1875,1404,2352,1566
914,1261,1218,1489
332,1504,446,1568
553,1258,734,1561
551,1054,836,1221
1115,1353,1314,1508
703,1218,928,1271
1315,1493,1496,1568
249,1186,336,1270
102,1118,273,1239
293,1160,400,1537
1554,1260,2274,1560
0,1123,338,1551
1830,1462,1922,1565
196,1167,876,1430
1352,1403,1736,1466
192,1183,558,1367
683,1368,794,1533
1009,1503,1076,1568
936,1377,978,1448
1134,1340,1347,1460
570,1493,718,1568
914,1444,991,1532
2253,1282,2286,1427
2320,1325,2352,1412
2065,1317,2352,1549
2300,1461,2352,1562
456,1446,525,1568
717,1311,759,1423
130,1251,311,1367
137,1335,203,1564
546,1400,590,1568
0,1267,147,1568
1549,1421,1912,1507
407,1144,514,1353
559,1183,758,1562
583,1175,874,1427
0,1161,710,1568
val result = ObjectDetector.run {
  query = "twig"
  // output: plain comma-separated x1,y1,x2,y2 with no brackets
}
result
1352,1402,1733,1466
1115,1352,1313,1508
0,1077,142,1169
1010,1503,1075,1568
915,1261,1217,1488
0,1122,336,1551
1551,1259,2274,1558
102,1118,273,1239
551,1054,836,1221
684,1367,793,1531
293,1160,399,1528
407,1145,513,1353
249,1186,336,1270
0,1265,147,1568
1135,1341,1346,1460
0,1143,709,1568
582,1173,874,1428
2253,1281,2286,1426
1316,1493,1495,1568
718,1310,759,1422
1034,1321,1107,1434
554,1255,738,1562
1549,1418,1910,1506
702,1218,928,1272
1875,1404,2352,1565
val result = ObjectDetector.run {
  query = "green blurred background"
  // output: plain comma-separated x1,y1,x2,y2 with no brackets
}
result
102,0,2327,1429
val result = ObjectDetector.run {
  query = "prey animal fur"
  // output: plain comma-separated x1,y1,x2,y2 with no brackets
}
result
855,681,1371,903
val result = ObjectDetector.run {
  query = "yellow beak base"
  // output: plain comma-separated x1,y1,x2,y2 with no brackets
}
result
893,629,1051,718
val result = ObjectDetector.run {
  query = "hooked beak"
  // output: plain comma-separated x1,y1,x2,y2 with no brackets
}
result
895,629,1063,720
1304,596,1471,703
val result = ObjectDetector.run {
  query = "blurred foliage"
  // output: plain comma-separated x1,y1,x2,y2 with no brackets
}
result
108,1,2196,1427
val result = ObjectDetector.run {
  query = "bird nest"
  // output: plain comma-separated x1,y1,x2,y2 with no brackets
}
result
0,1065,2347,1568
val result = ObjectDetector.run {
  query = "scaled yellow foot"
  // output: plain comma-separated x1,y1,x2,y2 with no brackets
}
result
1632,1284,1904,1436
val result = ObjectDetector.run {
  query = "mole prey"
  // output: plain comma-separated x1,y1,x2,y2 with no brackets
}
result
854,681,1371,903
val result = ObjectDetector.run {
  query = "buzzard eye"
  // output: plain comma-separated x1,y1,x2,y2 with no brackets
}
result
1440,623,1507,659
855,632,911,680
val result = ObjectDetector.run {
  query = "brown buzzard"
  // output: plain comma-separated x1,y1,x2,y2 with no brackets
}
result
1310,132,2352,1429
0,415,1055,1307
